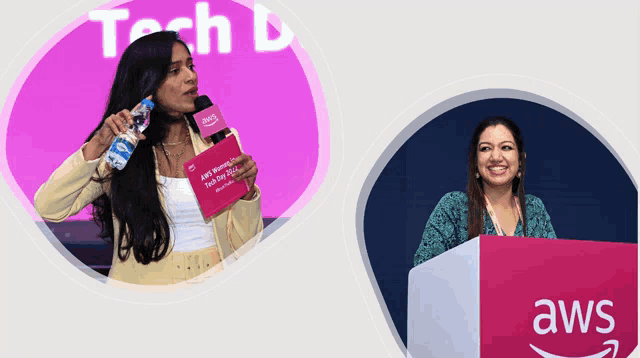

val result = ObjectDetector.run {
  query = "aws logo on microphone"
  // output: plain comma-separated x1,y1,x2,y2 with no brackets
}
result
188,164,196,172
201,113,219,127
530,299,618,357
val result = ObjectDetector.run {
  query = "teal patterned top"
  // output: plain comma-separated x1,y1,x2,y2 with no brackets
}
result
414,192,557,266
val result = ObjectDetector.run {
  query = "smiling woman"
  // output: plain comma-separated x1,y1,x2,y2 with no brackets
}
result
413,116,557,265
33,31,263,285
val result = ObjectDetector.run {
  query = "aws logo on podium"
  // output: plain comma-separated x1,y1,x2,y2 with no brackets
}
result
530,299,618,358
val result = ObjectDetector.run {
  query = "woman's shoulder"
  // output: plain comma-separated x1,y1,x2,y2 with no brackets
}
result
435,191,467,209
524,194,548,212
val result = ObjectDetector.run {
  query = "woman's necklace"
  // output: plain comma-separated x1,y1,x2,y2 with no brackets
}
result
162,138,188,146
157,135,190,177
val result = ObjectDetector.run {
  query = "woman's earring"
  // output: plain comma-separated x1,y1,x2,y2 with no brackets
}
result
476,173,480,179
517,168,522,178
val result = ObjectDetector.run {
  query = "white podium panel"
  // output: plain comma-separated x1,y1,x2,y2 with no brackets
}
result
407,237,479,358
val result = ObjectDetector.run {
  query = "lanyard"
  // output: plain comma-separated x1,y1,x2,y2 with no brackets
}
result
484,195,522,236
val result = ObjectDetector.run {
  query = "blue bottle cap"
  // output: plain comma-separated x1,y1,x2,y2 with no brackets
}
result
141,98,154,109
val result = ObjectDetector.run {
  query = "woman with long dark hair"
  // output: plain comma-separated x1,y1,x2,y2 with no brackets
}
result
34,31,263,284
413,116,556,266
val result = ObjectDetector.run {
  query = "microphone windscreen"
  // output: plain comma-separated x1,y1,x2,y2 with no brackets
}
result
194,95,213,111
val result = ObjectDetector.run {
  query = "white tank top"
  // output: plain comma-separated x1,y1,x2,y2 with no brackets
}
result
159,175,216,252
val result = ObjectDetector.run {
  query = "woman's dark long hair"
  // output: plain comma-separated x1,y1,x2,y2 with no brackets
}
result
87,31,200,265
466,116,527,239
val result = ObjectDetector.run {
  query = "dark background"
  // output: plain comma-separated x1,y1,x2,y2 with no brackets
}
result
362,98,638,347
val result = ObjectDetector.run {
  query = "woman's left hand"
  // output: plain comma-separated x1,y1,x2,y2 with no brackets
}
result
230,153,258,200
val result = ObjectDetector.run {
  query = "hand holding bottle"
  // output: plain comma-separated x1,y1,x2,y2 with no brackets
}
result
84,97,153,162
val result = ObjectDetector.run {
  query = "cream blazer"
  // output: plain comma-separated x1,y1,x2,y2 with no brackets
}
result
34,126,264,284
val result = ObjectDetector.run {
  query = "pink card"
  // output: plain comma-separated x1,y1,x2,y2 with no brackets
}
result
192,104,228,138
183,134,249,217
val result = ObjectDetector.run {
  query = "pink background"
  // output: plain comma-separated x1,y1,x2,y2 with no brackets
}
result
2,0,328,221
480,235,637,357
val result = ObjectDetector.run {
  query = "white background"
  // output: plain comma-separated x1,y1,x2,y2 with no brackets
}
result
0,0,638,357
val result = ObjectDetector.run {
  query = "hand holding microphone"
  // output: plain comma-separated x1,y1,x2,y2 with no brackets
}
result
191,95,258,200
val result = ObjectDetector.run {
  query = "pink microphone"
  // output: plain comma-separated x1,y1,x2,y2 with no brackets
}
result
192,95,228,143
184,95,250,217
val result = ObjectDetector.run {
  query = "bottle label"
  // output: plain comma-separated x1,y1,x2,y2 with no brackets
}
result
109,137,135,160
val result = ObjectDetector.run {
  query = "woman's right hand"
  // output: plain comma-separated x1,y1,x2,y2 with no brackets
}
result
83,97,150,161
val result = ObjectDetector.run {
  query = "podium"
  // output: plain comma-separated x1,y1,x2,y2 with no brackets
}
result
407,235,637,358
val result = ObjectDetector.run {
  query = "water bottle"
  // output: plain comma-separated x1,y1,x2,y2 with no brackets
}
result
105,99,154,170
